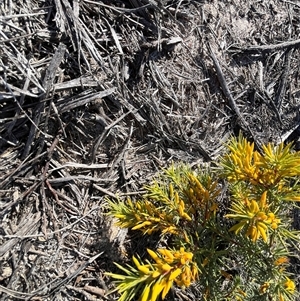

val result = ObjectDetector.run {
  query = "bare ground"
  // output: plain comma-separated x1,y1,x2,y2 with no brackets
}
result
0,0,300,300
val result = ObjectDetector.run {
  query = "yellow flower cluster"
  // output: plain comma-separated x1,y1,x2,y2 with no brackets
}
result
110,197,182,236
221,135,300,188
226,191,280,242
274,256,289,266
279,277,296,301
109,179,199,239
283,277,296,292
260,282,270,294
260,277,296,300
133,248,198,301
186,173,220,219
173,188,192,221
107,136,300,301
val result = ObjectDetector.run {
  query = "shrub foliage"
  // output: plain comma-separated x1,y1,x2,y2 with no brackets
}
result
106,135,300,301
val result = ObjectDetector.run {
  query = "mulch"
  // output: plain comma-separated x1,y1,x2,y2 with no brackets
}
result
1,0,300,300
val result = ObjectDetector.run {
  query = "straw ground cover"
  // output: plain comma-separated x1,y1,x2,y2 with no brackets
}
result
0,0,300,300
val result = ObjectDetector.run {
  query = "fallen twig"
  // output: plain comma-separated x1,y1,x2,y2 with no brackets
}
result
237,38,300,53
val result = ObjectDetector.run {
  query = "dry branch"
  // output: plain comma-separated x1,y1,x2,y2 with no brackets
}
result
207,42,259,146
240,38,300,53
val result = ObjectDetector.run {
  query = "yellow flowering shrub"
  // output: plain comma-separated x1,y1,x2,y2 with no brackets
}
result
106,134,300,301
226,191,280,242
106,247,198,301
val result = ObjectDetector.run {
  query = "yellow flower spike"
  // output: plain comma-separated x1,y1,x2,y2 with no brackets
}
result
191,264,199,280
244,198,250,206
265,212,280,229
260,191,267,208
288,195,300,201
180,257,186,265
178,199,185,216
158,249,174,263
132,221,152,230
192,176,206,194
259,282,270,294
267,212,275,221
179,199,185,209
145,202,154,215
183,212,192,221
151,279,165,301
253,151,261,164
284,278,296,292
114,214,127,219
274,257,289,266
249,200,259,214
151,270,161,279
147,249,160,263
248,141,254,156
235,156,243,168
126,198,133,207
181,266,192,287
140,285,151,301
161,226,178,235
184,252,193,261
257,222,268,242
188,187,194,198
244,155,251,170
231,153,238,165
138,265,151,275
174,191,180,205
162,278,173,299
246,225,259,241
132,256,140,268
271,222,278,229
182,276,191,287
134,213,142,221
256,212,267,221
174,277,184,287
161,263,172,272
263,143,273,158
257,220,268,229
179,250,193,265
168,268,182,281
149,217,161,223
